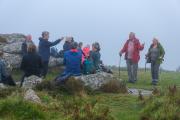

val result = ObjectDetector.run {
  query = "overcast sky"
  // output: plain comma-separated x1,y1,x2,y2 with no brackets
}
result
0,0,180,70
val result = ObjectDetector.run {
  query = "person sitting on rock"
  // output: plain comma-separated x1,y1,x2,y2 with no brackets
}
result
63,37,74,52
0,51,16,86
90,42,101,72
55,42,82,84
21,35,33,56
38,31,64,78
20,44,43,87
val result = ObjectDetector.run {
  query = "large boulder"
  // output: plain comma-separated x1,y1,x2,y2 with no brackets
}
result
22,75,42,89
74,72,114,90
0,33,63,71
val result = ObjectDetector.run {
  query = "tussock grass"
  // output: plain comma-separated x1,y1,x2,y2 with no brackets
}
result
100,79,127,93
140,86,180,120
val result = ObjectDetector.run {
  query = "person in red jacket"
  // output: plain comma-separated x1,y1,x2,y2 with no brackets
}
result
119,32,144,83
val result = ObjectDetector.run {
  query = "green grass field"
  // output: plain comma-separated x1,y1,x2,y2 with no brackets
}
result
0,68,179,120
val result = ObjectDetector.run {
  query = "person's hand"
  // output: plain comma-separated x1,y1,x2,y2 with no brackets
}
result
119,52,122,57
60,37,64,40
142,43,145,47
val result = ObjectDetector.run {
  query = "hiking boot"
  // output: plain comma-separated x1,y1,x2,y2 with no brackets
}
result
128,80,135,84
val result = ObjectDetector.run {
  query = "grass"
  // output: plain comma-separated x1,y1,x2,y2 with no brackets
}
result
1,67,179,120
114,70,180,90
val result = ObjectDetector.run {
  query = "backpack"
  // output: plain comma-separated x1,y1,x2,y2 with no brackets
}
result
83,59,95,74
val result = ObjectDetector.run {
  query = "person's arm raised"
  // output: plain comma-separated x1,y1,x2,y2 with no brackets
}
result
48,37,64,47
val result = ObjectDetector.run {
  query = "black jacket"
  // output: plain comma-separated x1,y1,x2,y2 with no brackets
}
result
20,52,43,76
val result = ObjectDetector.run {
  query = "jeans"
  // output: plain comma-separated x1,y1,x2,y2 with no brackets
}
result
126,59,138,82
151,61,160,83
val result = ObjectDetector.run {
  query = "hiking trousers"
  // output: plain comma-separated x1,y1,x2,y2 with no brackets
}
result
41,61,49,78
151,61,160,83
126,59,138,83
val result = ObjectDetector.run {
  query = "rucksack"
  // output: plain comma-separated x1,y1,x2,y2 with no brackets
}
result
83,59,95,74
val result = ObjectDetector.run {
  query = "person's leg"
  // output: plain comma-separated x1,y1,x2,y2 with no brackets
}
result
126,59,133,82
20,73,26,87
153,63,160,84
132,63,138,82
151,63,155,83
42,61,49,78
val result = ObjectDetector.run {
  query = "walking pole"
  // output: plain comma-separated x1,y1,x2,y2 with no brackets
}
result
145,62,147,72
119,56,121,79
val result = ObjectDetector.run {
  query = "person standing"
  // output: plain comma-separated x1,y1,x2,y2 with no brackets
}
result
119,32,144,83
38,31,64,78
146,38,165,85
20,44,43,87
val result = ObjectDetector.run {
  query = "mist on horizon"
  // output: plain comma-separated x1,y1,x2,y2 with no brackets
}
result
0,0,180,71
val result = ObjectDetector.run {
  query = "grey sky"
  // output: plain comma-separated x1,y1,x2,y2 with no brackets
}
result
0,0,180,70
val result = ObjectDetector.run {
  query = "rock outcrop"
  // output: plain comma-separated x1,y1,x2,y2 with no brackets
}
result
74,72,114,90
0,33,63,71
22,75,42,89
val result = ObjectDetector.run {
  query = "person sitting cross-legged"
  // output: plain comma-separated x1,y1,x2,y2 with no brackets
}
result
55,42,82,84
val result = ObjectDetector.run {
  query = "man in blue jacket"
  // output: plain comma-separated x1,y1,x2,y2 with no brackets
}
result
55,42,82,84
38,31,64,78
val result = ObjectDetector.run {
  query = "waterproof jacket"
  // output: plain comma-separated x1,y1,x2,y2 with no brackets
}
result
20,52,43,77
63,49,82,76
38,38,62,62
121,38,144,63
90,51,101,70
147,43,165,64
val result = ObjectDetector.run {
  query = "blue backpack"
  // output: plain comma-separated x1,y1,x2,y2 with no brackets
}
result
83,59,95,74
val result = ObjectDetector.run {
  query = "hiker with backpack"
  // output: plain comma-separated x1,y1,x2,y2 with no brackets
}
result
146,38,165,85
0,51,16,86
20,44,43,87
38,31,64,78
55,42,82,84
119,32,144,83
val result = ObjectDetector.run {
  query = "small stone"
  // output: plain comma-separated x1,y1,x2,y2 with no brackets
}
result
24,89,41,104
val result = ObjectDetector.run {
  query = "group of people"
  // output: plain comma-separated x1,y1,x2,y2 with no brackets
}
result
0,31,165,87
119,32,165,85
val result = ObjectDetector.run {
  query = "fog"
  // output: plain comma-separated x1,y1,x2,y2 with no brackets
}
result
0,0,180,70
